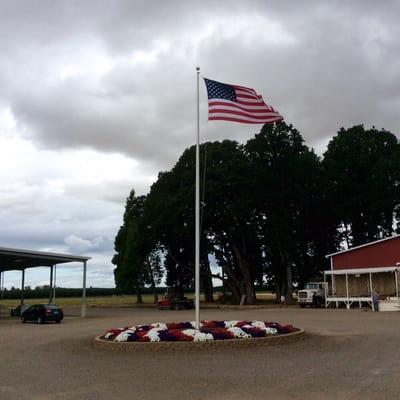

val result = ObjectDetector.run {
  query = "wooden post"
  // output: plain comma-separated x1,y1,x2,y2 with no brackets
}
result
345,273,349,309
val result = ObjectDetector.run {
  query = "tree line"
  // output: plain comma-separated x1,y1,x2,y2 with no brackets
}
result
0,286,119,299
112,123,400,304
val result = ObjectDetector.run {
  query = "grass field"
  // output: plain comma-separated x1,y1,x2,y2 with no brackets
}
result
0,292,276,308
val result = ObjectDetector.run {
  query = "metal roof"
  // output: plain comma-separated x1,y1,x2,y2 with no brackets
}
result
325,235,400,258
0,246,90,272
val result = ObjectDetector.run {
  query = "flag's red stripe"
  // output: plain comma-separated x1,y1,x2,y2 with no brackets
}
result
208,101,270,112
209,106,278,115
236,99,266,106
235,90,258,98
232,85,257,94
208,95,264,105
209,116,283,124
235,93,260,100
211,107,274,114
209,109,281,120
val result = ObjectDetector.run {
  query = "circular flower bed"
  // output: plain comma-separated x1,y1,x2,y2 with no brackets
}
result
103,320,297,343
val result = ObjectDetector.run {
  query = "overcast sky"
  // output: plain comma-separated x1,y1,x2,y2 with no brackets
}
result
1,0,399,289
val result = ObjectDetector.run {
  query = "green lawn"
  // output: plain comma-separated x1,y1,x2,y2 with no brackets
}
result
0,295,154,308
0,292,276,308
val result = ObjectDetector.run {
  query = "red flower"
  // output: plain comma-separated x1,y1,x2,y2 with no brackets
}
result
168,329,193,341
235,321,252,328
240,327,266,338
202,327,235,340
137,330,150,342
167,322,182,330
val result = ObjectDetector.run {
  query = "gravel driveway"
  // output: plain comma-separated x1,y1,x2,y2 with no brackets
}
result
0,307,399,400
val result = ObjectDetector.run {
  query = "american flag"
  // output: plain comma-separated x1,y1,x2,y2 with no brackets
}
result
204,78,283,124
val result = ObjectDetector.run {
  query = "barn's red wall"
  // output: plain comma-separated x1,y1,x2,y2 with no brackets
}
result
332,237,400,270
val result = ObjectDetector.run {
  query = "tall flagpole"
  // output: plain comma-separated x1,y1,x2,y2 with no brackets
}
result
195,66,200,329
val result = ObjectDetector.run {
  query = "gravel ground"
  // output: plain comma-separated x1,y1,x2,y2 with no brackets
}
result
0,306,399,400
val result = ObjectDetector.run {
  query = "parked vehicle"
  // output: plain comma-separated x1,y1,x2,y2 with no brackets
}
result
157,296,194,310
21,304,64,324
297,282,327,308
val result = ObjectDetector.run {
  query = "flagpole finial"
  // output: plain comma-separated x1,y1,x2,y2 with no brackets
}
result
196,66,200,72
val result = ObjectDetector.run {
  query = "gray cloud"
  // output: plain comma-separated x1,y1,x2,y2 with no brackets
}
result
1,1,397,164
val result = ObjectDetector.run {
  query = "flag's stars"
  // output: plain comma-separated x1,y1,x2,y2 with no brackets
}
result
204,78,236,101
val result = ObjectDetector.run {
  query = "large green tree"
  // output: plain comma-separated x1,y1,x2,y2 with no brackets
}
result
112,191,162,303
323,125,400,246
144,161,206,300
145,140,263,304
201,140,262,304
245,122,323,303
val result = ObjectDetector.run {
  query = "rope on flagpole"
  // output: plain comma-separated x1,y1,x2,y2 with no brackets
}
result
200,141,208,228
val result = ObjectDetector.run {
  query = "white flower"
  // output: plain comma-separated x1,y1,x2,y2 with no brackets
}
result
114,329,135,342
151,322,167,330
193,332,213,342
251,321,267,330
190,321,204,328
250,321,278,335
265,327,278,335
227,327,251,339
182,329,197,337
182,329,213,342
224,320,241,328
146,327,164,342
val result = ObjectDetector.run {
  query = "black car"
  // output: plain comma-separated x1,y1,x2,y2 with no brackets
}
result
21,304,64,324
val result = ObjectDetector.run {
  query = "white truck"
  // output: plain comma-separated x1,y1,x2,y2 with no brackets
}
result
297,282,327,308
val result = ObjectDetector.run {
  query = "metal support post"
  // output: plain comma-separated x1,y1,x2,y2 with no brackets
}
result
53,264,57,303
330,258,336,294
21,269,25,306
49,265,54,304
0,271,4,307
345,273,349,309
369,273,373,310
81,260,87,318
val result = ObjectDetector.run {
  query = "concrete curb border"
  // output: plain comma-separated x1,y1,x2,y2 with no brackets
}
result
93,328,305,352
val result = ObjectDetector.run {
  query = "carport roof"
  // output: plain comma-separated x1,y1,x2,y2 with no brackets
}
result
0,246,90,272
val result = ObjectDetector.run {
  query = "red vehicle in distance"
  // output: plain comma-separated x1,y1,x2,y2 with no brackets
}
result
157,292,194,310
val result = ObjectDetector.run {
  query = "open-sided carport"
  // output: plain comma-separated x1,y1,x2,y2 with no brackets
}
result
0,247,90,317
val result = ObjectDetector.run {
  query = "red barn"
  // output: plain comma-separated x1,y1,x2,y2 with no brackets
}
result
324,236,400,311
